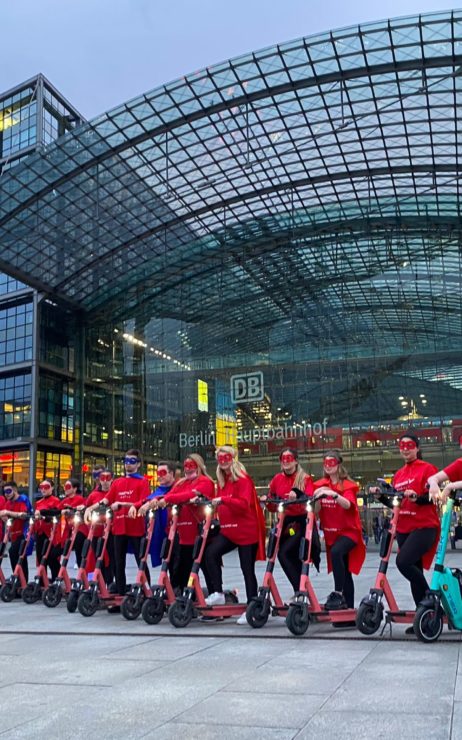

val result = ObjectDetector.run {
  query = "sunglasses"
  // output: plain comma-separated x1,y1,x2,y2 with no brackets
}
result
124,457,139,465
399,441,417,451
217,453,233,464
157,468,169,477
99,472,112,481
3,487,14,495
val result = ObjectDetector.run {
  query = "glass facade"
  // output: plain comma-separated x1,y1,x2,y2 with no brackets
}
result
1,14,462,495
0,301,33,367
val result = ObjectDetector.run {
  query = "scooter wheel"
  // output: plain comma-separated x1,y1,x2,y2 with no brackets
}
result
121,594,142,621
246,598,270,628
141,595,165,625
286,603,310,636
168,599,193,628
42,584,62,608
22,583,40,604
414,604,444,643
355,600,383,636
66,590,79,613
77,591,99,617
0,582,16,603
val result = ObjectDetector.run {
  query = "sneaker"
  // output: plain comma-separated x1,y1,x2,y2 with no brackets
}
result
325,591,348,611
205,591,226,606
236,611,248,625
199,615,224,622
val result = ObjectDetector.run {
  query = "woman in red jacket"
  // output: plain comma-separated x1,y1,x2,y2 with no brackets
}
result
202,445,266,624
314,451,365,611
34,479,62,581
163,454,214,591
386,433,439,620
84,469,114,586
59,478,87,567
267,449,317,592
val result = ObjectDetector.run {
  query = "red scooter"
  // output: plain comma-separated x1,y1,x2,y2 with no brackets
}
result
141,504,179,624
121,510,155,620
246,495,310,627
66,507,106,613
42,510,83,608
0,518,35,601
0,518,14,586
285,493,357,635
22,513,60,604
168,497,240,627
355,480,416,635
77,508,124,616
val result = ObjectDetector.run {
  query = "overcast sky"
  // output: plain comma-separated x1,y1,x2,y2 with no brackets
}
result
1,0,456,119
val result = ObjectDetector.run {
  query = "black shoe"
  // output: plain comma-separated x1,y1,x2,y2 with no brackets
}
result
405,625,415,635
107,605,121,613
325,592,348,610
332,620,356,628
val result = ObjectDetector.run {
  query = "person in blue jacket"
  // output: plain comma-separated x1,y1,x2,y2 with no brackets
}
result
131,461,176,567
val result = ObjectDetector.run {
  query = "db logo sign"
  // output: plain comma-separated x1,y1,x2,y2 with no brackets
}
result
230,372,264,403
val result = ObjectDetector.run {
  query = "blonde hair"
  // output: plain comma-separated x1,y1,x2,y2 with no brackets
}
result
216,445,247,488
173,453,214,488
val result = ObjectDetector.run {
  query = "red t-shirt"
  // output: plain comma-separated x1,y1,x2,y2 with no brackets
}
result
164,475,214,545
4,498,28,541
217,473,266,552
0,496,6,537
444,457,462,482
392,459,439,533
59,494,88,543
34,496,62,544
105,476,151,536
268,472,314,517
314,478,362,547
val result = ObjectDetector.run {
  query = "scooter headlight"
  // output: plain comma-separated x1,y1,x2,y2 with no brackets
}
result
148,509,155,520
105,509,112,519
29,516,34,525
73,513,81,526
392,496,399,507
52,516,58,524
6,518,13,527
306,502,312,512
205,504,213,515
91,511,100,524
278,503,284,513
171,505,178,515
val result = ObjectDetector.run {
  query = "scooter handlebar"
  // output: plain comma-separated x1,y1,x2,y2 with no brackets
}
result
265,495,311,507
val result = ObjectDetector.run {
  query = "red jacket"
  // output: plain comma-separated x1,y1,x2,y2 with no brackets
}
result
106,477,150,536
34,496,62,544
268,472,314,517
59,494,88,543
164,476,214,545
314,478,366,575
393,459,439,569
217,473,266,559
3,498,28,541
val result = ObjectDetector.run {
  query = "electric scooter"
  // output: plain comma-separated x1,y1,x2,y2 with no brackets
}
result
0,518,14,586
413,488,462,642
22,513,60,604
0,518,35,601
167,497,240,628
42,510,82,608
245,495,310,628
77,508,126,616
356,480,416,635
120,510,155,620
141,504,179,624
66,506,106,613
285,493,357,635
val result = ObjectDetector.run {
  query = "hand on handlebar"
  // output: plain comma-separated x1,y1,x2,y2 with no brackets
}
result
212,497,222,506
287,490,298,501
128,505,138,519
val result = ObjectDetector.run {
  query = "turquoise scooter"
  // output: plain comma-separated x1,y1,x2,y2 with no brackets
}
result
413,488,462,642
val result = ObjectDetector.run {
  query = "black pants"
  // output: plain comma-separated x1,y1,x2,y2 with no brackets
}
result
396,528,438,606
91,533,115,586
170,543,194,591
113,534,145,595
73,531,86,568
202,533,258,603
330,536,356,608
9,537,28,582
35,533,61,582
278,516,306,592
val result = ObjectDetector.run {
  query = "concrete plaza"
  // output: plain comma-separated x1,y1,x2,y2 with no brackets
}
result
0,549,460,739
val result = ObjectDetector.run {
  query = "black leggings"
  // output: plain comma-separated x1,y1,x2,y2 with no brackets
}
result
202,533,258,603
35,533,61,582
73,531,86,568
278,516,306,592
396,528,438,606
330,536,356,608
9,537,28,582
113,534,147,595
170,543,194,591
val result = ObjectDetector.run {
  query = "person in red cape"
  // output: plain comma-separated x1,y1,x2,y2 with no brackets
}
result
314,450,365,610
0,481,29,581
34,479,62,581
59,478,88,567
265,448,318,592
201,445,266,625
162,454,215,591
378,433,439,612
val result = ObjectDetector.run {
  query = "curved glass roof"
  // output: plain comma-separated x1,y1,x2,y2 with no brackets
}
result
1,9,462,361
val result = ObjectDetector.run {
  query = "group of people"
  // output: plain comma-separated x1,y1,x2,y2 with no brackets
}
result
0,434,461,630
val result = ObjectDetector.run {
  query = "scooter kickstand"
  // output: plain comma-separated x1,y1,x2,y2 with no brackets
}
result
380,615,392,638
